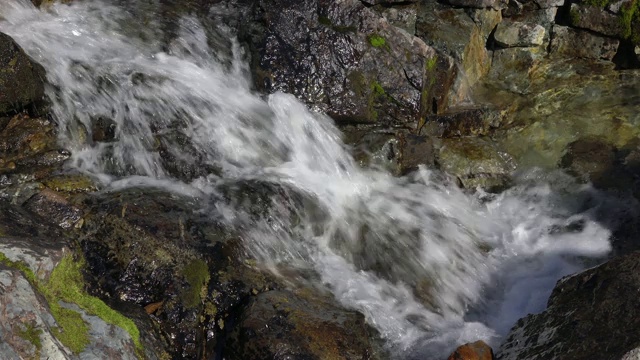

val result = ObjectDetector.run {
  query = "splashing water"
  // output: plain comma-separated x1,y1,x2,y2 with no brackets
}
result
0,0,613,357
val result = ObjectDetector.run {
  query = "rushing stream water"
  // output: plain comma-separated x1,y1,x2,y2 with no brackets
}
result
0,0,615,357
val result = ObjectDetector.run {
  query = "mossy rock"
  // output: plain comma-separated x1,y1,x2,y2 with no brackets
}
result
42,174,98,193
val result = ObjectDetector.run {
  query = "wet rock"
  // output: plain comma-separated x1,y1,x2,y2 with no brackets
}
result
42,174,98,194
91,117,117,143
497,251,640,360
0,217,165,360
486,47,544,94
0,33,46,114
343,127,403,172
550,25,620,61
493,22,546,47
156,130,220,182
416,4,500,101
78,188,278,359
419,106,506,138
224,289,384,360
480,66,640,170
0,114,68,179
437,137,516,190
241,0,456,126
23,188,83,229
448,340,495,360
399,134,436,174
559,137,616,183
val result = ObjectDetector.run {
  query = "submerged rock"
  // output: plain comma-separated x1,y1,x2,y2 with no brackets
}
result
497,252,640,360
437,137,516,191
0,33,46,114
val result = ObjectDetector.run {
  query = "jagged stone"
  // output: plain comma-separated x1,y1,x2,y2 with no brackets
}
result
416,4,500,102
437,137,516,191
486,47,544,94
419,107,506,137
497,252,640,360
241,0,456,126
550,25,619,60
494,21,546,47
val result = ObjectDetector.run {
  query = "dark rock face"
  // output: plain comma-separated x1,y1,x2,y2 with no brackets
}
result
241,0,456,126
497,252,640,360
224,290,384,360
0,33,46,114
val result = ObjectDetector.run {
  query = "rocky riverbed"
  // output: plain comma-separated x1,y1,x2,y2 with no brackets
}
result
0,0,639,359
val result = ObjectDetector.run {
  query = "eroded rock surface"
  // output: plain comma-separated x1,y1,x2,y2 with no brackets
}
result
497,252,640,360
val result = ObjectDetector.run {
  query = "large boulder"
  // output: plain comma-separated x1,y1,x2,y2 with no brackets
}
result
497,252,640,360
240,0,456,126
0,33,46,114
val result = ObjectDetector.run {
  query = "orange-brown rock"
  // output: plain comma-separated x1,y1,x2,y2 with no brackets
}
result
447,340,494,360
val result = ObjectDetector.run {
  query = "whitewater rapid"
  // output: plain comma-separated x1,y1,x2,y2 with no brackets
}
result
0,0,614,357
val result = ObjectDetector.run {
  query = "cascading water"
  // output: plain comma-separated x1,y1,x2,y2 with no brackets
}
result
0,0,614,357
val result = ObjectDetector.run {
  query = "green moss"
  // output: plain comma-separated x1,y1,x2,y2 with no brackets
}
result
569,8,581,25
0,252,143,357
426,55,438,72
584,0,611,6
318,15,331,26
181,259,210,308
0,252,37,284
619,0,638,39
371,82,385,97
47,255,143,356
49,305,90,354
367,34,387,48
17,323,43,351
317,15,356,33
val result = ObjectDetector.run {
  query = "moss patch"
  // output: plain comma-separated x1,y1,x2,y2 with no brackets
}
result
0,252,143,356
181,259,210,308
47,255,143,355
426,55,438,72
17,322,43,352
367,34,387,48
582,0,640,41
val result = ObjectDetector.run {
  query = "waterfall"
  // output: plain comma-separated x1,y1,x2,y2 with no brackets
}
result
0,0,612,357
